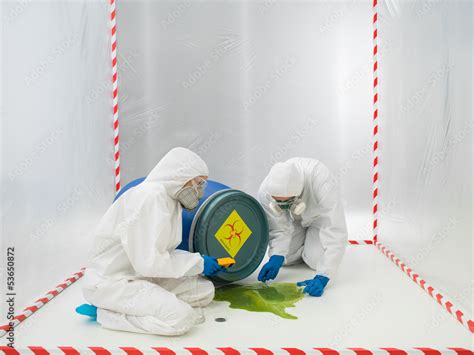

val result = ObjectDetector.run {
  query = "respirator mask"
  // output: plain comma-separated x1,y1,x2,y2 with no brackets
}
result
267,194,306,220
176,178,207,210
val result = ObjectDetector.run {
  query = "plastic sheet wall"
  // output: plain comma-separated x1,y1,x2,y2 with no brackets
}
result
2,0,470,327
1,1,114,315
378,0,472,313
116,1,374,245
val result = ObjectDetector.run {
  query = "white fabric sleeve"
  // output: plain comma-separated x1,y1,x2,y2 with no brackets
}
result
119,196,204,279
257,185,294,260
312,185,348,278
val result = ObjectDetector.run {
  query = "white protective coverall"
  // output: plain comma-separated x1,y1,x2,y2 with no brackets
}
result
257,158,348,279
82,147,214,336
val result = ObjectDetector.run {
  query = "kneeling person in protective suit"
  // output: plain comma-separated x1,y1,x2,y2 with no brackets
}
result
257,158,348,297
81,147,224,336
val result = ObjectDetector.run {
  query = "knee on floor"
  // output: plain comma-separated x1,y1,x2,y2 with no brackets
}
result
166,305,198,335
143,304,197,336
186,279,215,307
200,280,215,305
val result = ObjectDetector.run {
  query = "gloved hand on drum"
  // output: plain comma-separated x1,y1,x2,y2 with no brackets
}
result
202,255,225,276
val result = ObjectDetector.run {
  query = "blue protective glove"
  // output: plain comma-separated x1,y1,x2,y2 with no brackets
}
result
258,255,285,282
75,303,97,321
297,275,330,297
202,255,224,276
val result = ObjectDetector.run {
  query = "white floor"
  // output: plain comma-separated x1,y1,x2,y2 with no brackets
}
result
5,246,472,348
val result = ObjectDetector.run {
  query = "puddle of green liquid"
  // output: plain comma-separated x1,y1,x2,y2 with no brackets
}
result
214,282,304,320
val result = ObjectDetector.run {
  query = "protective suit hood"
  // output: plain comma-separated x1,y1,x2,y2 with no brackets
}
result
145,147,209,198
266,161,304,197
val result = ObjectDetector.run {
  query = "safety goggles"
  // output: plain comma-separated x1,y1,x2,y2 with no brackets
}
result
266,194,297,210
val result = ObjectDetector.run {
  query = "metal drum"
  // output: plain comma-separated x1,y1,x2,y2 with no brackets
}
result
115,178,269,283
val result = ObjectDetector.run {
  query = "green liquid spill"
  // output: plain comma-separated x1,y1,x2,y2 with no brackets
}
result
214,282,304,320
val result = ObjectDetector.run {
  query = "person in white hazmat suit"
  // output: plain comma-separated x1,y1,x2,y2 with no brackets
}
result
257,158,348,297
79,147,224,336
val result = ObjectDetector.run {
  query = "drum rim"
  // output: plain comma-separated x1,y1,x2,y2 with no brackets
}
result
190,189,269,283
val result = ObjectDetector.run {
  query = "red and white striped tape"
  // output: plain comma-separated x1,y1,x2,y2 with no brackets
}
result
371,0,379,244
110,0,121,193
0,346,471,355
0,269,84,338
375,241,474,334
348,240,374,245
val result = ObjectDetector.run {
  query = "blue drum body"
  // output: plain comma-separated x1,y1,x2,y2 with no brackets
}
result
114,178,268,283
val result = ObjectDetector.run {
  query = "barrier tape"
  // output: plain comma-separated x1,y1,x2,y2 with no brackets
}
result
110,0,121,193
349,240,374,245
0,346,471,354
0,269,85,338
375,242,474,334
371,0,379,243
0,0,470,349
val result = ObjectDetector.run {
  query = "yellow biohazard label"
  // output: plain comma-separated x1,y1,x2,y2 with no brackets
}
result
214,209,252,258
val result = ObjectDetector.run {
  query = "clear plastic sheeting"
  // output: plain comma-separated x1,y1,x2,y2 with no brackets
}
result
0,0,471,340
378,0,472,313
116,0,374,243
1,1,114,315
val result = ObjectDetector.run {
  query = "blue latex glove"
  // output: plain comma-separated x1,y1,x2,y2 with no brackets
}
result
202,255,224,276
297,275,330,297
258,255,285,282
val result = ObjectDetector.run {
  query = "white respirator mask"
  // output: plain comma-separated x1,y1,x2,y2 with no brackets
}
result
176,178,207,210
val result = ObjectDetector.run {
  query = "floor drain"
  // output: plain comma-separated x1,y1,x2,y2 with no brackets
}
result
215,317,226,322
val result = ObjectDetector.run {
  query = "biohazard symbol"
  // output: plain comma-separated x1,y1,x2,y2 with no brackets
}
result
223,220,244,246
215,210,252,258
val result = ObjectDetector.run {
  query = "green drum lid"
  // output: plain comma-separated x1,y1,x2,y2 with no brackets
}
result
190,189,269,283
